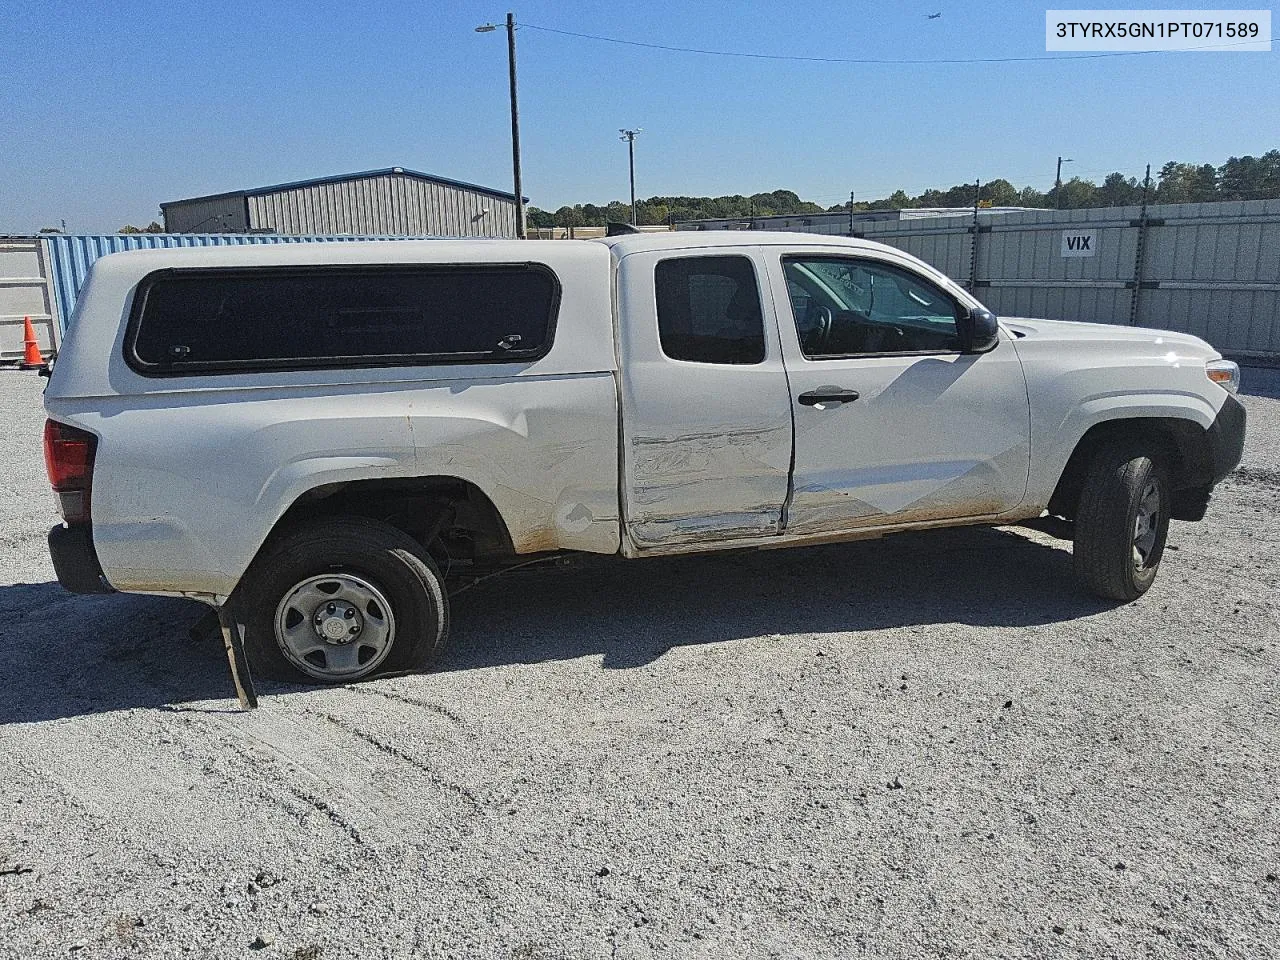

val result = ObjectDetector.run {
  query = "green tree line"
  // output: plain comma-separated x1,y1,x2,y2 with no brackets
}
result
528,149,1280,228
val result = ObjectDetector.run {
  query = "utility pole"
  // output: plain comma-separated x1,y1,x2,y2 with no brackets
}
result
475,13,526,238
969,179,981,291
619,129,642,225
848,190,856,235
505,13,525,238
1055,156,1073,210
1128,163,1153,326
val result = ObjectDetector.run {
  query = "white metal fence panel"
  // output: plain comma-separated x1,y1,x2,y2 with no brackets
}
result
846,200,1280,360
0,238,57,361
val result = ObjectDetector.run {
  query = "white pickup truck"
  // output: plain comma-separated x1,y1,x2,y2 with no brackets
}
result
43,233,1245,691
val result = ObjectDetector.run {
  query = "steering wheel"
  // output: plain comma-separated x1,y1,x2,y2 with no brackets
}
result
812,304,834,352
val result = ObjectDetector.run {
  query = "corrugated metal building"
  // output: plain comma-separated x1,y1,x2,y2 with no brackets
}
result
161,167,520,237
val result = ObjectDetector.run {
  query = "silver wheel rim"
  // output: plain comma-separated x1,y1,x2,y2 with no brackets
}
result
1132,479,1162,570
274,573,396,680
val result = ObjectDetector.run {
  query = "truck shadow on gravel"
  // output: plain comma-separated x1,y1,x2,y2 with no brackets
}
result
0,583,222,725
0,525,1115,723
444,525,1113,671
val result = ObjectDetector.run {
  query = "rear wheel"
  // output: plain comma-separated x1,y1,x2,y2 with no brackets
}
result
1072,442,1171,601
242,517,448,684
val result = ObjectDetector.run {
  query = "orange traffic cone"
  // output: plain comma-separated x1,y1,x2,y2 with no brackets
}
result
19,316,44,370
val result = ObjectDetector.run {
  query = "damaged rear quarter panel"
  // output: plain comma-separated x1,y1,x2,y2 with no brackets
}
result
79,375,621,595
404,374,621,556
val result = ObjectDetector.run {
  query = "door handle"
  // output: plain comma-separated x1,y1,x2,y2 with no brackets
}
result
797,387,860,407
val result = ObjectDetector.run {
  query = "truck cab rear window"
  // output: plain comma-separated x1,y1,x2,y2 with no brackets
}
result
654,256,766,365
126,264,559,374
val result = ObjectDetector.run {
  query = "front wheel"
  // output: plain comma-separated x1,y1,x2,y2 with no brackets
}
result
1072,442,1171,601
241,517,448,684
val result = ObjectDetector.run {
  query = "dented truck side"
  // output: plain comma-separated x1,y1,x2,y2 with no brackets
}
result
43,232,1245,686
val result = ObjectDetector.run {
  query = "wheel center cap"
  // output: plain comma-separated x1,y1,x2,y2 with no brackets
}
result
314,600,362,644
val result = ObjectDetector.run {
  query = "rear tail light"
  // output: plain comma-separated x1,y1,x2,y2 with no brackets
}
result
43,419,97,524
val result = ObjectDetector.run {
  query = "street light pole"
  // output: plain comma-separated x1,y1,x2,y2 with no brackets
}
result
1055,156,1073,209
619,129,642,225
505,13,525,238
476,13,526,238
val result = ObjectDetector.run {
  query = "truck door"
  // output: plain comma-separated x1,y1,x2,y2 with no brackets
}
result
616,249,795,553
764,250,1031,535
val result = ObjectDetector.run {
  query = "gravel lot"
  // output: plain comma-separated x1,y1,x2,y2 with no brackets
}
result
1,368,1277,959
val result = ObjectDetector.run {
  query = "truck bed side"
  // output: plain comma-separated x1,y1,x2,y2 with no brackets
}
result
44,241,621,597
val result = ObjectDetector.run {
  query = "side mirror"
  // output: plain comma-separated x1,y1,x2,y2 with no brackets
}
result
959,306,1000,354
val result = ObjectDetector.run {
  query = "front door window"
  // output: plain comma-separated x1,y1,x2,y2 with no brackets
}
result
783,257,962,357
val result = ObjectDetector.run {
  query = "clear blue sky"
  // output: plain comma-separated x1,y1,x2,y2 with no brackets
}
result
2,0,1276,232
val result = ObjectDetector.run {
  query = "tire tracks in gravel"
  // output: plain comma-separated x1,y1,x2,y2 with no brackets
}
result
309,708,484,811
193,703,482,848
1229,466,1280,487
339,683,472,732
1,753,104,823
213,735,369,847
6,700,379,853
4,630,485,855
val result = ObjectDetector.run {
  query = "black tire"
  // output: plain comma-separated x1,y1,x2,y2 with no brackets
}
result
240,516,448,684
1072,441,1171,601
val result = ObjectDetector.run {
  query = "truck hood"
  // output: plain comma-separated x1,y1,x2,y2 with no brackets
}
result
999,316,1218,357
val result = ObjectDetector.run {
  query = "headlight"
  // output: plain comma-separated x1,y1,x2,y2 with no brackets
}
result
1205,359,1240,394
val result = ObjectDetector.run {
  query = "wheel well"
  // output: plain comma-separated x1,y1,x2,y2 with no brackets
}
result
269,476,516,564
1048,417,1214,522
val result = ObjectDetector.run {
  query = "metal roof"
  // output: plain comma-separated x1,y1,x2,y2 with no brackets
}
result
161,167,523,208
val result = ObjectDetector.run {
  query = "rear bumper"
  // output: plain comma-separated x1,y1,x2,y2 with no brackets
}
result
48,524,113,594
1207,394,1247,483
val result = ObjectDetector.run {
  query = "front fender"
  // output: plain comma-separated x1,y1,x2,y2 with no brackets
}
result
1031,392,1221,511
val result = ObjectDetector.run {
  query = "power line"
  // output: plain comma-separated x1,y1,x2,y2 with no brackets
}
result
519,22,1274,66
